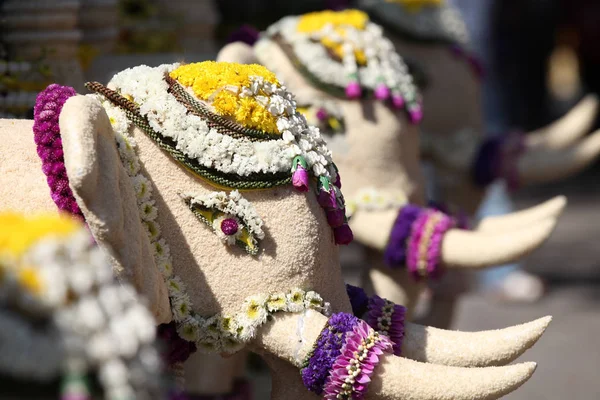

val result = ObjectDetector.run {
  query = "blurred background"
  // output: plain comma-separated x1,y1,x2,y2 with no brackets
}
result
2,0,600,398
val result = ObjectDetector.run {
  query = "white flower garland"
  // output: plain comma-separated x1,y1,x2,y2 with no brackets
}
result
107,64,337,180
96,94,333,354
265,15,419,105
0,226,161,399
346,188,409,218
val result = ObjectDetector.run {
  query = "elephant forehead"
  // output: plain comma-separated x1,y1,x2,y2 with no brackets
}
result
334,101,424,204
393,40,483,137
130,125,347,316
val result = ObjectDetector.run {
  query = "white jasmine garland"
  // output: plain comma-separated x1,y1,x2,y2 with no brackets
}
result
346,188,409,218
107,64,337,182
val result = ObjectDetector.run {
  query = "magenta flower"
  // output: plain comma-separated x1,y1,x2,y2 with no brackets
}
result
334,224,353,245
316,107,328,121
326,208,345,228
345,81,362,99
392,94,405,109
374,84,390,100
409,105,423,124
318,188,337,209
220,218,239,236
323,320,392,399
292,165,310,192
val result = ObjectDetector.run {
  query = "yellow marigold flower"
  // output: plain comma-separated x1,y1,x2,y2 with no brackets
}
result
386,0,444,12
17,266,43,295
170,61,282,133
297,10,369,32
299,12,369,66
0,212,79,258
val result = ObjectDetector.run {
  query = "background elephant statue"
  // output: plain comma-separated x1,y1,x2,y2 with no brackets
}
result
218,10,561,325
0,60,550,399
355,0,600,216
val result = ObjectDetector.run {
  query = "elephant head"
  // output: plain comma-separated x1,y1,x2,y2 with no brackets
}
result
218,10,561,313
356,0,600,215
0,61,551,399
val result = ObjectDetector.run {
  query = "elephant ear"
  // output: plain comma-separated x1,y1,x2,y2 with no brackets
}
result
59,95,172,323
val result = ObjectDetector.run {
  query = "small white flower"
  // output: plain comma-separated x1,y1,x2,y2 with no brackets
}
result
266,293,288,313
286,288,306,313
156,257,173,278
171,293,192,322
140,200,158,222
131,175,153,202
99,359,129,387
241,294,268,326
76,296,106,333
304,291,324,310
177,317,201,342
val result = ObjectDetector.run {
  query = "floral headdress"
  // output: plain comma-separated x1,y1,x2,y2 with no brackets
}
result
86,61,352,245
262,9,423,122
357,0,483,76
358,0,470,47
0,212,162,400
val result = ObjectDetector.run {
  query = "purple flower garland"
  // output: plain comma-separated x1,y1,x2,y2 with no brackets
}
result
471,132,525,191
346,285,407,356
366,296,406,356
346,284,369,317
383,204,422,267
301,313,361,394
33,84,83,219
323,320,393,400
33,84,199,368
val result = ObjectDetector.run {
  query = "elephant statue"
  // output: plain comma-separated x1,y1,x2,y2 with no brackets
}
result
355,0,600,215
0,61,550,399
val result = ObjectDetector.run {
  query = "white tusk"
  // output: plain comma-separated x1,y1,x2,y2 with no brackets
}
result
441,219,557,269
402,316,552,367
519,128,600,185
476,196,566,232
368,356,536,400
526,94,599,149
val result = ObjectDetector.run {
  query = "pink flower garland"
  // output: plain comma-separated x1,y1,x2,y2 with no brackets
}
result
406,210,454,280
323,320,393,400
33,84,83,219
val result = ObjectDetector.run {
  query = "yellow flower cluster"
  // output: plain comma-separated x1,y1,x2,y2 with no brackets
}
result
0,212,80,297
297,9,369,32
169,61,282,134
385,0,445,12
297,10,369,65
0,212,79,259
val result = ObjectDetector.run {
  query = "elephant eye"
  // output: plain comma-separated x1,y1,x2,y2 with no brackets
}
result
179,191,265,255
